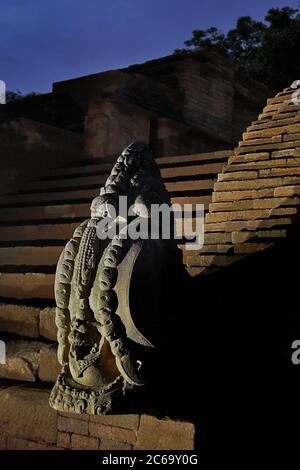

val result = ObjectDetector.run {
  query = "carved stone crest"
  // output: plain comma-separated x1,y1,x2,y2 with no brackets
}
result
49,142,178,415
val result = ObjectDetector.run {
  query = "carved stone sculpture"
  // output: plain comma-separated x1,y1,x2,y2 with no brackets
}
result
49,142,179,415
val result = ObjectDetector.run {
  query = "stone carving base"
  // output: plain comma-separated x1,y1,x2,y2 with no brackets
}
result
50,372,127,415
49,371,151,415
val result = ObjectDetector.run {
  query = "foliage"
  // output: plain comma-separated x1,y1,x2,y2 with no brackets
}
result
6,90,40,103
174,7,300,91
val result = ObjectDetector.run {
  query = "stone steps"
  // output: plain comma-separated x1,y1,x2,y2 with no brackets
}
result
0,336,59,383
0,273,55,299
0,206,207,243
0,203,90,222
43,150,229,179
0,150,229,302
0,151,230,206
0,186,213,223
0,223,78,242
0,303,56,339
21,163,224,193
0,180,215,211
0,243,199,269
0,189,99,206
0,246,62,266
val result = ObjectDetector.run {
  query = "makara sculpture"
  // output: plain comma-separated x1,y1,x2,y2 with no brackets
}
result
49,142,179,415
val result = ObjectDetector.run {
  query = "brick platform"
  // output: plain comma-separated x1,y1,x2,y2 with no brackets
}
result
0,383,194,450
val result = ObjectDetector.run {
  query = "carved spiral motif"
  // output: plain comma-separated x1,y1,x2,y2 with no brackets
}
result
93,235,129,361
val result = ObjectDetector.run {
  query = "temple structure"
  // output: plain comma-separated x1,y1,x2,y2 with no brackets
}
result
0,52,299,451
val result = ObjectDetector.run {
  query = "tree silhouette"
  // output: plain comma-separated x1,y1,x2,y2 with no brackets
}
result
174,7,300,91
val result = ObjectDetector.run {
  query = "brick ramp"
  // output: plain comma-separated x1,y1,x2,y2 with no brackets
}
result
187,85,300,275
0,382,194,450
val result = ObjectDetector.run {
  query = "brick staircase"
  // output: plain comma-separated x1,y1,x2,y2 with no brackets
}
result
0,150,230,300
187,85,300,275
0,149,230,450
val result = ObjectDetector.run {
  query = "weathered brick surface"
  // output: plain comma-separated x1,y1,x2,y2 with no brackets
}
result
58,411,89,421
38,343,60,382
209,200,254,212
239,135,282,146
243,123,300,139
205,217,291,234
287,157,300,166
0,390,181,451
274,186,300,197
0,385,57,444
39,307,57,341
253,197,299,209
224,157,288,172
257,229,287,239
231,232,255,244
204,233,231,244
0,273,55,300
248,115,296,130
283,132,300,141
89,422,136,445
212,190,255,202
110,427,137,445
188,243,232,254
135,415,194,450
235,140,300,155
234,242,272,254
0,337,60,383
71,434,99,450
214,178,281,191
0,118,83,196
0,245,61,264
7,437,50,450
186,266,207,277
89,414,140,429
206,210,270,223
0,339,43,382
270,167,300,177
57,432,71,449
218,170,259,181
89,422,113,439
187,254,243,267
0,433,7,450
271,148,295,158
55,411,194,450
58,416,89,435
85,100,151,160
0,304,40,338
189,84,300,271
228,152,269,164
100,438,132,450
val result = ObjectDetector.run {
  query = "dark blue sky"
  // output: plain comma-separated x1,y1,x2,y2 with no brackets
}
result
1,0,299,94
